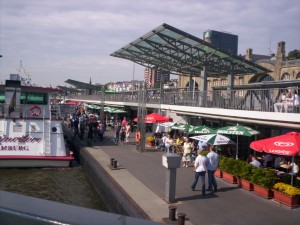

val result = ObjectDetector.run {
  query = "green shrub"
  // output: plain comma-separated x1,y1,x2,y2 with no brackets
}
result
231,159,244,177
240,163,254,181
250,167,277,189
218,157,243,177
218,157,234,173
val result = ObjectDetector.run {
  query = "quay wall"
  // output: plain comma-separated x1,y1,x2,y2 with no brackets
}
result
63,123,147,218
79,147,151,219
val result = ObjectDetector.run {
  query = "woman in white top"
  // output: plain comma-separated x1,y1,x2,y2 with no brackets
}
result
182,137,193,167
284,91,294,113
165,134,174,153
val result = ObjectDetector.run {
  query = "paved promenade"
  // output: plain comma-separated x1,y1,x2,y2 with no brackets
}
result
81,129,300,225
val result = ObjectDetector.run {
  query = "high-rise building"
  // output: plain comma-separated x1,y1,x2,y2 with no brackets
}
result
144,67,170,88
203,30,238,55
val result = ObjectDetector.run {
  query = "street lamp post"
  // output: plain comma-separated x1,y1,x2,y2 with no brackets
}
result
132,63,135,97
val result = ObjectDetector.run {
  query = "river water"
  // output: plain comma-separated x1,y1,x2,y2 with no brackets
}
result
0,166,107,211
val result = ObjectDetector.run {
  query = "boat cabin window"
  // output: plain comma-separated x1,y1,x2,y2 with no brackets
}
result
0,91,4,103
20,92,48,105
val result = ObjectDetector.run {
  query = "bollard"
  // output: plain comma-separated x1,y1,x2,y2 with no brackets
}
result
110,158,115,167
177,213,186,225
168,205,177,221
113,160,118,169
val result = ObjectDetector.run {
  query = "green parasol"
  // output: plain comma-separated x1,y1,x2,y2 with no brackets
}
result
216,124,259,159
188,125,215,135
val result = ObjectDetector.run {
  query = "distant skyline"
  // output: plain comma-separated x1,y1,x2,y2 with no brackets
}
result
1,0,299,87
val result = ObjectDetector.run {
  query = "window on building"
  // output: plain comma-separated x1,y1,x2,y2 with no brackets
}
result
221,79,227,86
207,80,211,89
239,77,244,85
281,73,291,80
213,79,218,87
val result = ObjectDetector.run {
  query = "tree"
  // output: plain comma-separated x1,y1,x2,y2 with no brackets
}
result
286,49,300,60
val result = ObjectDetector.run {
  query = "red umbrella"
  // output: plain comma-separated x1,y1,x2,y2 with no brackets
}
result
65,101,77,105
250,132,300,156
134,112,172,123
250,132,300,185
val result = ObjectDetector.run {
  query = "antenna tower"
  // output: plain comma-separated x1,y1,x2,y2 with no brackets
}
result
17,60,31,85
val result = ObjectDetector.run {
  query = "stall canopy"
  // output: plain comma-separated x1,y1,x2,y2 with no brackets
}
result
111,23,270,77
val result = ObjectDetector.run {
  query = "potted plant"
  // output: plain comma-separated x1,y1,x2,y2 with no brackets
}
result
239,163,254,191
273,182,300,208
218,157,238,184
250,167,277,199
146,136,155,146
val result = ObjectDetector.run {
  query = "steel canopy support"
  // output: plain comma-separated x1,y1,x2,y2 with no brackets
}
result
227,71,234,108
159,74,164,114
137,81,147,153
100,86,105,123
189,75,193,91
199,66,208,107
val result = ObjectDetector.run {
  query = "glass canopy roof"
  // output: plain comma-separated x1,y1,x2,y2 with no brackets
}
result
64,79,102,90
111,23,270,77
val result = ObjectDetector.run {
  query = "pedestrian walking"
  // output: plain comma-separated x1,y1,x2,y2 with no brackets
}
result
207,145,219,192
120,126,126,145
114,123,121,144
135,129,141,150
191,150,208,195
125,123,131,144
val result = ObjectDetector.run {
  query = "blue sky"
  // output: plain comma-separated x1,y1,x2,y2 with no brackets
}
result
0,0,299,87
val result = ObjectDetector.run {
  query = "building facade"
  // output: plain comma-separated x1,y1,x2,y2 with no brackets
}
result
178,41,300,90
144,67,170,88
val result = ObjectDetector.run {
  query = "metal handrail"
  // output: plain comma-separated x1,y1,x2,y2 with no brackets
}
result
68,87,300,114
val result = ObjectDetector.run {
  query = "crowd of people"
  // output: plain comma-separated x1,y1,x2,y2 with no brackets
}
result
248,153,299,177
64,105,133,144
274,89,300,113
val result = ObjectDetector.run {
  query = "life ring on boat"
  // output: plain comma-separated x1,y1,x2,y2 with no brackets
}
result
29,105,42,116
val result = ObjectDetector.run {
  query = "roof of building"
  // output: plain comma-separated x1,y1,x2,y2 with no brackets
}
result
251,54,272,62
111,23,270,77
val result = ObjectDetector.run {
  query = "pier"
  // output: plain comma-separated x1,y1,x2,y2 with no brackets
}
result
76,129,300,225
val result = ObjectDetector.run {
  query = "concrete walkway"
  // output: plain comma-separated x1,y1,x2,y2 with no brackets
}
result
81,130,300,225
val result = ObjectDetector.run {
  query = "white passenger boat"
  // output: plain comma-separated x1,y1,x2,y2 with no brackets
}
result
0,75,74,167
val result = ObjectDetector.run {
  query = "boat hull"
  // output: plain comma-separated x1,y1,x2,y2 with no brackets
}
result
0,155,73,168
